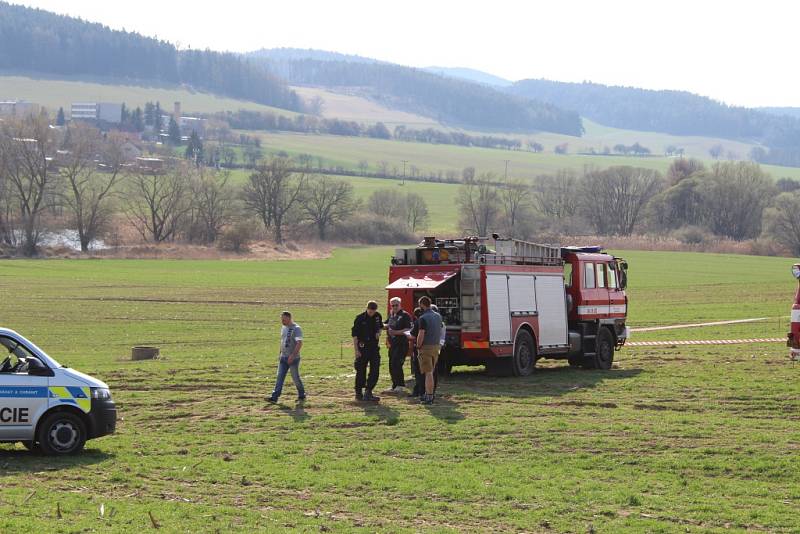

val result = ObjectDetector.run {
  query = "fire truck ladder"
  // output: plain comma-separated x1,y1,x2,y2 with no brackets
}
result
488,237,562,266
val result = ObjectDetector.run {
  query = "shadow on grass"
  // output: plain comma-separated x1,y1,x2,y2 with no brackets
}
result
0,447,113,476
355,401,401,426
441,364,644,399
277,401,311,423
421,395,465,424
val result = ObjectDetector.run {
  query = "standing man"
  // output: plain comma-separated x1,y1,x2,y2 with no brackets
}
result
384,297,413,394
352,301,383,402
408,307,424,399
416,296,443,405
267,311,306,403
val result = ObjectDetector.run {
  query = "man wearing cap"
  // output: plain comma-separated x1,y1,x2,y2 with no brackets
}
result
383,297,413,394
351,301,383,401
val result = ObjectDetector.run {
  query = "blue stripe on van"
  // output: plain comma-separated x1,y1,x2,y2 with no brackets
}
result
0,386,49,398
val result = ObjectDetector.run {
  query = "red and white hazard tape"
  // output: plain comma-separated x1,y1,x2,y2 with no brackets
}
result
627,338,784,347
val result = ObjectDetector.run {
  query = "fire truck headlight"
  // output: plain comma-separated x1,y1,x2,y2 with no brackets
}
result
792,264,800,279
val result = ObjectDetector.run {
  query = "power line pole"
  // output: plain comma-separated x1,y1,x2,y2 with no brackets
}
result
503,159,510,181
401,159,408,186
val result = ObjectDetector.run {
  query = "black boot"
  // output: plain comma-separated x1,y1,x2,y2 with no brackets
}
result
363,389,380,402
355,389,363,401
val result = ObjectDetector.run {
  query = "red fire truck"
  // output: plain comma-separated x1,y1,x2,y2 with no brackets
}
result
386,235,629,376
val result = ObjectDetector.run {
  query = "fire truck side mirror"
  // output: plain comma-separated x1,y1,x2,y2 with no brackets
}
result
792,264,800,280
617,260,628,289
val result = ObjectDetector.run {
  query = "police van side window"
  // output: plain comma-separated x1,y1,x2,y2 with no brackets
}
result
583,263,595,289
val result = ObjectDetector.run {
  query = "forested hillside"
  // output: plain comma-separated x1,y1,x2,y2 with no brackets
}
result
760,107,800,119
253,56,583,135
0,2,303,111
509,79,800,165
250,48,381,64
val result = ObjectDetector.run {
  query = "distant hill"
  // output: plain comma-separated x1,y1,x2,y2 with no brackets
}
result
760,107,800,119
0,2,303,112
249,48,382,64
424,67,512,88
508,79,800,165
252,57,582,135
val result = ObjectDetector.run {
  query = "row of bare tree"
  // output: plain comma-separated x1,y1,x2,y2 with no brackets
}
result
0,117,429,256
458,160,800,252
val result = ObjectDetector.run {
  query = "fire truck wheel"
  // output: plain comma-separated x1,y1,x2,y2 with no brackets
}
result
591,327,615,370
436,358,453,377
512,330,536,377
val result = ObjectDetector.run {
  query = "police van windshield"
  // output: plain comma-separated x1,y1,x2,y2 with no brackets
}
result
0,335,58,371
1,336,33,359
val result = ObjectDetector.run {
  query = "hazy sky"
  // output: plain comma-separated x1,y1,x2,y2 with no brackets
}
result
17,0,800,107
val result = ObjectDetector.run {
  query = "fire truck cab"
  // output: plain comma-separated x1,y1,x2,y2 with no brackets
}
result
387,236,628,376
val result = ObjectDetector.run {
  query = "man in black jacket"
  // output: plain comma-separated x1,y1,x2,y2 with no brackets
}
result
384,297,413,394
351,301,383,402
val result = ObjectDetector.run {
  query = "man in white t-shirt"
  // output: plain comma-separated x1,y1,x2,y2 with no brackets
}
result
267,311,306,403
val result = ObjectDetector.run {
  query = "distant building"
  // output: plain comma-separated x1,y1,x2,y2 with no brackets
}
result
0,100,41,117
120,141,143,162
71,102,123,123
160,101,207,139
135,157,165,173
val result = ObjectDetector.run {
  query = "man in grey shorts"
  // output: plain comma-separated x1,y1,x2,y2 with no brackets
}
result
267,311,306,403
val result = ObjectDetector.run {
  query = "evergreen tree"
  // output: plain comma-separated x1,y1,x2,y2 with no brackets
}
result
154,102,163,132
131,107,144,131
168,117,182,145
144,102,155,126
184,131,203,164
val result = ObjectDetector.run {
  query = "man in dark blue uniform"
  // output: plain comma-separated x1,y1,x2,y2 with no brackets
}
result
351,300,383,402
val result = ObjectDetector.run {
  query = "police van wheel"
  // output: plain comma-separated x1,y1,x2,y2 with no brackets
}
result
37,412,87,455
512,330,536,377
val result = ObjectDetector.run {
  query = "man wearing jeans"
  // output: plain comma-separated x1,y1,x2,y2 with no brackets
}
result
267,311,306,403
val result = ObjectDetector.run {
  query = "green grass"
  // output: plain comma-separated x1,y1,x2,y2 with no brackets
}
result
0,74,299,116
250,130,800,182
1,248,799,532
229,169,461,234
292,86,441,129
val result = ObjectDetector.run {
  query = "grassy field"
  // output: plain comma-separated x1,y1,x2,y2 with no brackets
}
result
228,169,461,234
252,130,800,183
291,86,441,129
0,74,299,116
280,86,759,161
1,248,798,532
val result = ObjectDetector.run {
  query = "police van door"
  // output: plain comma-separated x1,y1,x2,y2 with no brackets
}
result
0,336,49,441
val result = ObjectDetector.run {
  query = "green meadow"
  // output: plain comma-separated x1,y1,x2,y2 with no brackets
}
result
252,131,800,183
1,248,798,532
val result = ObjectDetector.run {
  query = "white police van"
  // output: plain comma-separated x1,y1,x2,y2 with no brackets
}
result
0,328,116,454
